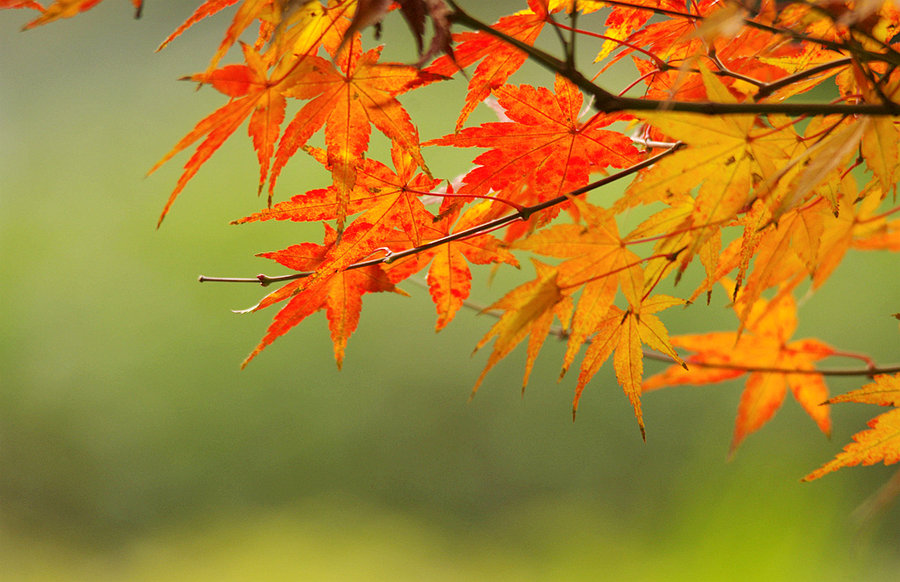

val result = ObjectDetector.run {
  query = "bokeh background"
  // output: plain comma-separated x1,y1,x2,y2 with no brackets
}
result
2,2,900,580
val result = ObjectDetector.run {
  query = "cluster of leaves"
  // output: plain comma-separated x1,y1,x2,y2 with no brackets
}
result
8,0,900,482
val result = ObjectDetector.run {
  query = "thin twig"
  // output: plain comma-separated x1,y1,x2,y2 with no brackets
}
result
198,144,685,286
754,57,853,100
420,278,900,378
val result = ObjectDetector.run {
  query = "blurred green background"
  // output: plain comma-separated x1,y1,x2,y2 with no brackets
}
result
2,2,900,580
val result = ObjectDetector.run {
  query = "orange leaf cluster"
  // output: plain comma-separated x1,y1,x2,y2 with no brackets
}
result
10,0,900,481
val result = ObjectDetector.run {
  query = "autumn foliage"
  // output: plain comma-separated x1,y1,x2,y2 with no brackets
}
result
9,0,900,484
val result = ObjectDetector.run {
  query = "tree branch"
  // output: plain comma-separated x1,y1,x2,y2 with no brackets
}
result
435,279,900,379
447,2,900,116
595,0,900,68
198,144,684,286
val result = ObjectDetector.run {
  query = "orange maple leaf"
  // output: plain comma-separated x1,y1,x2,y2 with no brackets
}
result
473,260,574,397
826,374,900,407
644,287,835,453
241,222,404,369
236,142,440,249
382,201,520,331
628,67,796,277
1,0,43,11
269,40,442,231
573,294,685,439
17,0,141,29
148,42,307,225
156,0,332,75
803,374,900,481
696,178,887,326
514,199,645,375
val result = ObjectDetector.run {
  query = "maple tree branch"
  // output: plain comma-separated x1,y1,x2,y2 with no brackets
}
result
543,8,573,69
651,357,900,378
198,144,684,286
707,48,765,88
597,0,900,68
557,251,682,291
444,281,900,379
448,3,900,116
754,57,853,100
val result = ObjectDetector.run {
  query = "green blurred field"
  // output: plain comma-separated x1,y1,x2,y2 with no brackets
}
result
2,2,900,580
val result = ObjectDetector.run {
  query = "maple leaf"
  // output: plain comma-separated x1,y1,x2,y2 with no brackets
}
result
853,216,900,252
766,116,868,220
156,0,242,54
147,2,360,225
599,0,713,69
826,374,900,407
338,0,453,65
269,41,442,231
395,0,454,65
237,143,440,251
859,79,900,196
699,177,885,325
147,42,303,225
590,0,661,63
472,260,574,397
157,0,304,75
644,287,835,453
426,74,641,239
706,199,816,324
803,374,900,481
425,0,550,130
513,199,645,375
0,1,42,11
241,222,404,369
573,294,684,439
17,0,140,28
627,67,796,277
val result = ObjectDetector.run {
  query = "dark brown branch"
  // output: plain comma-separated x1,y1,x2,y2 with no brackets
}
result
594,0,900,68
448,2,900,116
754,57,853,100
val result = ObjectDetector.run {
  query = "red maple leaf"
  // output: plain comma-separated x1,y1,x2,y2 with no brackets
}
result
426,74,641,240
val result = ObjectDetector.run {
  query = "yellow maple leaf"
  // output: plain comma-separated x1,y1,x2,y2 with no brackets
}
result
472,260,574,396
575,294,685,439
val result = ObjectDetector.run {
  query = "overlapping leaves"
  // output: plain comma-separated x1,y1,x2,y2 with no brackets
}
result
9,0,900,482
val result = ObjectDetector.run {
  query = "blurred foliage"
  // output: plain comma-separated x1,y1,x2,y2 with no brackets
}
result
2,2,900,580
